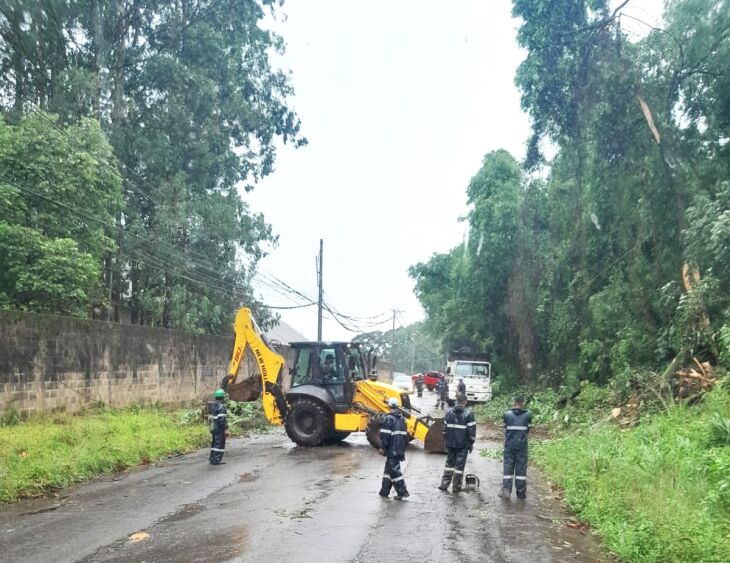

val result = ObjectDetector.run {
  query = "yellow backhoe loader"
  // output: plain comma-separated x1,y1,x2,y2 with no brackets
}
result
221,308,445,452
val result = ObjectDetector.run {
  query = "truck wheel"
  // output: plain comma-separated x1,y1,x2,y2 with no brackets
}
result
365,414,386,450
285,399,332,447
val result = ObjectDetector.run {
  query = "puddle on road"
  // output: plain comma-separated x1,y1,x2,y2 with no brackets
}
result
155,502,206,525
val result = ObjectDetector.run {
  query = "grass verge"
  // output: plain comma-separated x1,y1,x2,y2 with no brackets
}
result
533,385,730,562
0,400,270,505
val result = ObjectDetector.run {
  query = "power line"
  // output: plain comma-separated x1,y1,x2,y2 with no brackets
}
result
1,104,399,328
3,174,396,326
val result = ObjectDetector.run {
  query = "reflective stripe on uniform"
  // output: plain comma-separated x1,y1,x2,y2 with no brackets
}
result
382,474,391,480
444,467,454,473
454,470,464,475
466,421,476,426
380,429,392,434
505,426,528,430
503,475,514,480
446,424,467,429
515,476,527,480
213,413,227,418
392,476,405,482
211,448,225,452
392,431,408,435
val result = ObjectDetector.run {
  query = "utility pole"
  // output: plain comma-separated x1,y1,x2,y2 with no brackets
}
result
317,239,323,341
409,335,416,373
390,308,403,332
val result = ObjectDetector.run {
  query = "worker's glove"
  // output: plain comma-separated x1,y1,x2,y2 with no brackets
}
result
378,448,385,456
468,445,473,453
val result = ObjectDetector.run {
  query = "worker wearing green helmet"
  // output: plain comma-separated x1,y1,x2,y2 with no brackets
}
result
208,389,229,465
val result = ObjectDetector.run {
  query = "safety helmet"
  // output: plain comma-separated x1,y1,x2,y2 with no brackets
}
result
214,389,226,399
387,397,399,408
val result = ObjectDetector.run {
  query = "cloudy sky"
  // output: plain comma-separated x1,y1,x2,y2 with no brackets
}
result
247,0,664,341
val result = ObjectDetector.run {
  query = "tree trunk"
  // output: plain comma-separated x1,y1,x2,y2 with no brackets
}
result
9,10,24,113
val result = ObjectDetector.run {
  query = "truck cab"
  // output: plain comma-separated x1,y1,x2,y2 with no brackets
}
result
446,355,492,405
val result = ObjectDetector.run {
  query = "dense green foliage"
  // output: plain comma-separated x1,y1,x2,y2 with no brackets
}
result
410,0,730,386
0,0,304,332
0,114,121,315
534,385,730,563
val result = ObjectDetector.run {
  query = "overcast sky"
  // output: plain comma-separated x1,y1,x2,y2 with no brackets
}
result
246,0,664,341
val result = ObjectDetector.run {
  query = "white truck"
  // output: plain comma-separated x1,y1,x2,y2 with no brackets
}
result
446,351,492,405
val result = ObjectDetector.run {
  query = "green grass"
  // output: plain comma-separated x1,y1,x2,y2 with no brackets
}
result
0,400,270,504
473,387,563,426
533,385,730,563
472,381,615,429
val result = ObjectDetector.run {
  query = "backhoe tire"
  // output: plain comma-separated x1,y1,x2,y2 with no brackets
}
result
365,414,386,450
285,399,332,447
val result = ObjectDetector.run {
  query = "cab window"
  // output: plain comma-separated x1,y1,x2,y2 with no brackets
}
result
319,348,344,383
345,348,365,380
292,349,312,386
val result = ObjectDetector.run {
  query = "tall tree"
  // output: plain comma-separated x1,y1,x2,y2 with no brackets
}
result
0,113,121,314
0,0,305,333
411,0,730,383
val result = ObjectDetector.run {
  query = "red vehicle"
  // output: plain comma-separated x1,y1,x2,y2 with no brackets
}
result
412,371,445,392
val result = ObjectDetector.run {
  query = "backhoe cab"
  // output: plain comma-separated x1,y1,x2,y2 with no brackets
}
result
221,308,445,452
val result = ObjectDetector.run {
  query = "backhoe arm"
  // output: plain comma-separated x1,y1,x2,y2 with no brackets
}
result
222,307,287,425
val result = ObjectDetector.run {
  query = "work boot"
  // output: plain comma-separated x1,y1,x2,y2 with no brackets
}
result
438,484,449,491
453,475,463,492
498,488,511,499
439,472,453,489
378,492,389,498
516,492,527,500
394,492,410,500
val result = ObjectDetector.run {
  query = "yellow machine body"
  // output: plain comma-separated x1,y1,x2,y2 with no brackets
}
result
222,307,443,451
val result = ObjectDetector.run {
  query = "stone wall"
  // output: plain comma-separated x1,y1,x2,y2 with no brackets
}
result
0,310,239,416
0,310,396,416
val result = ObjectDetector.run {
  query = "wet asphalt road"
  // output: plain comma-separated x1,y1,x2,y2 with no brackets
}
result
0,391,608,563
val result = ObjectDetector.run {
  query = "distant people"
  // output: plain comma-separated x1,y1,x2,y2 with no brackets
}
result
435,377,448,409
208,389,229,465
499,395,532,499
438,393,476,492
415,374,424,397
378,397,410,500
457,378,466,395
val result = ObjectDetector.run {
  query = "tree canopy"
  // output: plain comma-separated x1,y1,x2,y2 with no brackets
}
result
411,0,730,385
0,0,304,332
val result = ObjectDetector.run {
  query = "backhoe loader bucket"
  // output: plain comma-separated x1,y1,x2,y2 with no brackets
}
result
226,377,261,402
423,418,447,453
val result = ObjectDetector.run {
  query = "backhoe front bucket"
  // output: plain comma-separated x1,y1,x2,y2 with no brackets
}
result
226,377,261,402
423,418,446,453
